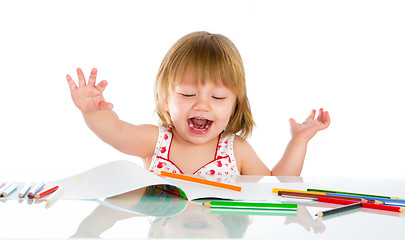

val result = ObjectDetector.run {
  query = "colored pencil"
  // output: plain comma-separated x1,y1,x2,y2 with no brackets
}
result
202,201,297,210
34,186,59,199
18,183,31,198
0,182,13,193
326,193,405,207
316,202,362,217
278,191,384,204
0,183,5,190
151,170,241,192
28,182,45,199
317,196,405,213
1,183,18,197
273,188,326,195
45,187,64,208
318,196,361,205
307,188,399,199
361,202,405,213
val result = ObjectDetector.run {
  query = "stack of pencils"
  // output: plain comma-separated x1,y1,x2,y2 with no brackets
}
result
273,188,405,218
0,181,64,208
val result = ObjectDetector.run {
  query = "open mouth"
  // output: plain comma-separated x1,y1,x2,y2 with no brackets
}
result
188,117,213,133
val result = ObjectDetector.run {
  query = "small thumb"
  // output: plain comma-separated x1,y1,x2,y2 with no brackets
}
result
289,118,297,127
99,102,114,111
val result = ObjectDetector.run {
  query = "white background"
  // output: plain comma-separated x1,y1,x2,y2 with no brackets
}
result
1,0,404,179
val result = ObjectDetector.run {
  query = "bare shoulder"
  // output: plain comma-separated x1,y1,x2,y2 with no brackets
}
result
233,135,271,176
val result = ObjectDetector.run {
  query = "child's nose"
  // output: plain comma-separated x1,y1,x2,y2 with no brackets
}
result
193,95,211,112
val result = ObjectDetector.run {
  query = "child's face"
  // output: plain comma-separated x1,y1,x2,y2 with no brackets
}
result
167,77,236,145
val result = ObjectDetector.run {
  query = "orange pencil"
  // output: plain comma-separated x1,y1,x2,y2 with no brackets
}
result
151,170,241,192
34,186,59,199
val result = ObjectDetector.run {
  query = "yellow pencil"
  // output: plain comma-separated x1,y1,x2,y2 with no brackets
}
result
151,170,242,192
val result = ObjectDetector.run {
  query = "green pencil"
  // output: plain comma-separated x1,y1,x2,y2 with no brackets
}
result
307,188,397,199
202,201,297,210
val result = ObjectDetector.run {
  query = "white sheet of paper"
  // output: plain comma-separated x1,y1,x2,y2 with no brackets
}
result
3,160,320,201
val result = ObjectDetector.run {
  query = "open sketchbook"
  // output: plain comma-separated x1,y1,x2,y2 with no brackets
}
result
4,160,319,201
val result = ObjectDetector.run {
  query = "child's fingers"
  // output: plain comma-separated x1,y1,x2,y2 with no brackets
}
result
66,74,77,90
76,68,86,87
306,109,316,121
88,68,97,87
316,108,324,121
289,118,297,127
96,80,108,93
323,111,331,127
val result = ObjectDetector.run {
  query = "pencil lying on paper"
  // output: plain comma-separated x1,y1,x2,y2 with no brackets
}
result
151,170,241,192
35,186,59,199
1,183,18,197
278,191,384,204
28,182,45,199
316,202,362,217
273,188,326,195
326,193,405,207
19,183,31,198
0,182,13,194
307,188,400,199
202,201,297,210
318,196,405,213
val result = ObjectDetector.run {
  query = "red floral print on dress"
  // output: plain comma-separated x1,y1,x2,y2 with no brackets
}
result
149,126,240,176
157,162,166,169
206,169,216,175
160,147,166,154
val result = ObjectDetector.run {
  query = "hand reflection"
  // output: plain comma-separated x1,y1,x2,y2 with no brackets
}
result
284,205,326,233
148,205,251,238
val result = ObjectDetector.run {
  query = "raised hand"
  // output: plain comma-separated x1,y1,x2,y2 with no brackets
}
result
66,68,113,113
289,108,330,142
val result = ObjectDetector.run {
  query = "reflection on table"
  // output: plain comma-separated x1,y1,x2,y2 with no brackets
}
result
70,185,327,238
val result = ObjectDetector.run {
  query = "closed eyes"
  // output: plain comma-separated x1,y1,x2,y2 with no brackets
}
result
179,93,195,97
179,93,225,100
212,96,226,100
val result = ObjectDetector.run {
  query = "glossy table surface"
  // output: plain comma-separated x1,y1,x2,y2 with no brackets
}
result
0,172,404,239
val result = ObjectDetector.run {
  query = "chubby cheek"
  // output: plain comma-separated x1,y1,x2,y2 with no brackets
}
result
214,103,235,129
167,97,187,126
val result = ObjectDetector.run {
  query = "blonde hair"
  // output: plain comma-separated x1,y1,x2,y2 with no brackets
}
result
154,31,255,139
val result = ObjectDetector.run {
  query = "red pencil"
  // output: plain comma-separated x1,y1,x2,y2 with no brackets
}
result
361,202,405,213
34,186,59,199
317,197,357,205
317,196,405,213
